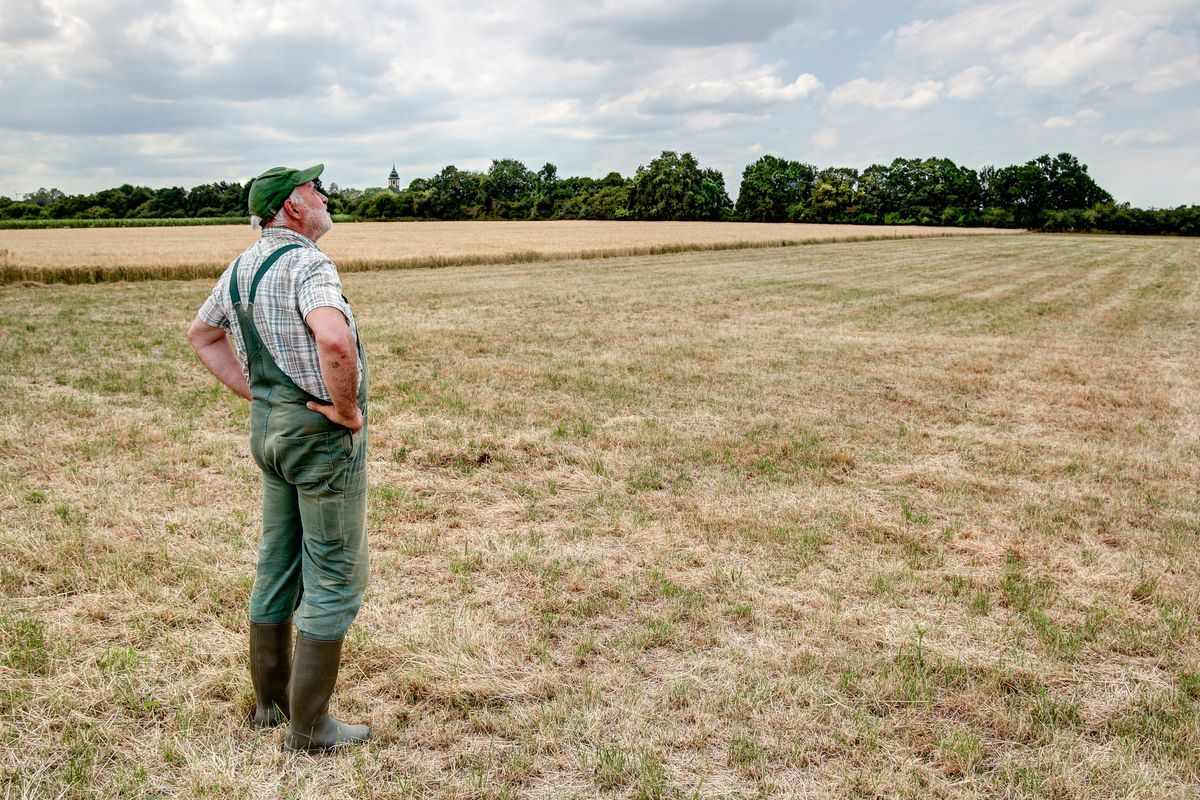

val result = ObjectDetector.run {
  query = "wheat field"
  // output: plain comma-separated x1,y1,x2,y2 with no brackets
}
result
1,233,1197,798
0,220,1017,284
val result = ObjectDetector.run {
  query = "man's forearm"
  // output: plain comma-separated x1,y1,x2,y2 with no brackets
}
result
188,318,251,400
316,330,360,416
194,337,251,400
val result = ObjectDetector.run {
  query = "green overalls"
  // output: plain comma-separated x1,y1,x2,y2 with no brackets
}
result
231,244,370,641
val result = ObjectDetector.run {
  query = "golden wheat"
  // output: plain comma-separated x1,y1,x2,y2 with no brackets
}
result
0,220,1018,284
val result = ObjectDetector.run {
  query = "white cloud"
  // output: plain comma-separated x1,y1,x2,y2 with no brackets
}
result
827,78,943,110
946,66,991,99
0,0,60,42
1134,31,1200,92
1003,16,1142,89
810,127,837,149
893,0,1058,64
671,71,822,106
1102,128,1170,146
1043,109,1102,128
892,0,1200,93
561,0,822,49
611,50,824,122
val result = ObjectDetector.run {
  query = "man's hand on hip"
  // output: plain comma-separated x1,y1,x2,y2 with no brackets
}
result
306,400,363,433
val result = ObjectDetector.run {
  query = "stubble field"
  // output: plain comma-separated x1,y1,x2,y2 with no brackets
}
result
1,233,1198,799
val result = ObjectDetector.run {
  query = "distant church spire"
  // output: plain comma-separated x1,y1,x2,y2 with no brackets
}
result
388,162,400,192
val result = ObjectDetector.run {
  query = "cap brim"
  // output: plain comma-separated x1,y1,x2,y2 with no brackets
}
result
294,164,324,185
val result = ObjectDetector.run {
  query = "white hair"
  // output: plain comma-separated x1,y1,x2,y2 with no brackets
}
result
252,187,306,231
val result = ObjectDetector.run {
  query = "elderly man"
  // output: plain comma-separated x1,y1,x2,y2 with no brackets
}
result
187,164,370,752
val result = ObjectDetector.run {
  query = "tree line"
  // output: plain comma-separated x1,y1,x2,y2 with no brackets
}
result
2,152,1195,235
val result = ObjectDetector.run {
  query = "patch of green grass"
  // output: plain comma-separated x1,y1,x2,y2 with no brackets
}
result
938,727,986,777
882,627,968,706
712,563,744,590
1029,686,1082,735
871,572,902,602
0,614,50,675
626,617,676,651
633,752,686,800
449,543,484,575
97,645,143,674
628,465,666,492
553,416,594,439
728,732,767,776
730,602,754,620
1180,671,1200,700
1000,552,1057,613
1106,688,1199,765
590,744,630,790
573,633,598,665
968,591,992,616
1131,574,1158,603
899,499,930,525
667,681,696,710
1027,608,1082,659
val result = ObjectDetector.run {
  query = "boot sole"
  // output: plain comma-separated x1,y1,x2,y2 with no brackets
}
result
282,733,371,754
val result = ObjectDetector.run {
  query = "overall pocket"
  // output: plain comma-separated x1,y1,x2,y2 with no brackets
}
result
270,430,341,485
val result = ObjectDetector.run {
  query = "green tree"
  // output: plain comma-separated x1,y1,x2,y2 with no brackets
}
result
735,155,817,222
426,166,483,219
984,153,1111,227
855,164,891,223
147,186,187,218
629,151,730,221
527,162,559,219
1038,153,1111,210
482,159,537,218
45,193,92,219
23,188,65,207
552,172,632,219
0,202,42,220
354,191,411,220
186,183,223,216
792,167,859,223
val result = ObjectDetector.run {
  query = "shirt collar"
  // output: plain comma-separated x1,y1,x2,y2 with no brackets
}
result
262,226,318,249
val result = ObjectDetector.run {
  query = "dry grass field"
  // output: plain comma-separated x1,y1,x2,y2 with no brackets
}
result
0,220,1017,284
1,233,1198,799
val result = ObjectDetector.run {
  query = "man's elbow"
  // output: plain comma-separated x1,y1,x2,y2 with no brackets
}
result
186,319,204,351
316,328,357,361
187,318,220,352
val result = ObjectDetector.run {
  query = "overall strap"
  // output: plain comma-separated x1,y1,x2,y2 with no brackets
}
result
228,255,244,306
230,243,303,308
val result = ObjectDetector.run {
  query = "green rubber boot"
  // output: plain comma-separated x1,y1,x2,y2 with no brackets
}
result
249,620,291,728
283,634,370,752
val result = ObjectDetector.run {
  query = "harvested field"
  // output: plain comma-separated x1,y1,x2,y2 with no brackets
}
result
0,219,1018,284
1,234,1198,798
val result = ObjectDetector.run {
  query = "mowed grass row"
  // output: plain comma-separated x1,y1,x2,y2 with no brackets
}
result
0,234,1198,798
0,219,1017,284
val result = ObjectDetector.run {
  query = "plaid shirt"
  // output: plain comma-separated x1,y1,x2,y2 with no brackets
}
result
197,227,362,402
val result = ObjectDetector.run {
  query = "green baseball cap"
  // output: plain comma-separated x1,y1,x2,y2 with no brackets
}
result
248,163,324,218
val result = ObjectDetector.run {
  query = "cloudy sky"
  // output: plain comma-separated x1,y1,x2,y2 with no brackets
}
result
1,0,1197,207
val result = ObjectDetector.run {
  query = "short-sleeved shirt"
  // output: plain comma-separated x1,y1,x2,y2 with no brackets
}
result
197,227,362,402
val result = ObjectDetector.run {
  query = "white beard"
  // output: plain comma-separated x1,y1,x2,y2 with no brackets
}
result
308,210,333,241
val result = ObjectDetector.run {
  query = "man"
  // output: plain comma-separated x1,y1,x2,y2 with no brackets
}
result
187,163,370,752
